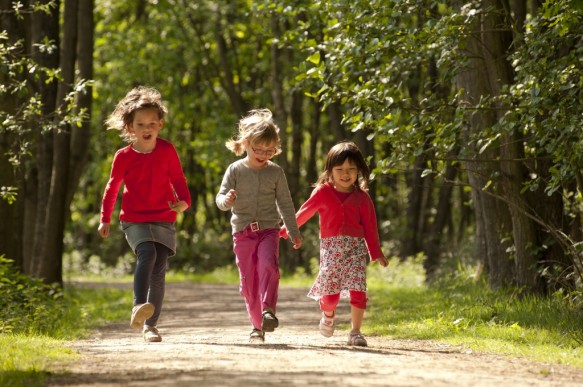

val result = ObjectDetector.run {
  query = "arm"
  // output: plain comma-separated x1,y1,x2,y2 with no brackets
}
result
216,165,237,211
168,143,191,212
98,152,125,237
360,192,388,266
280,186,321,239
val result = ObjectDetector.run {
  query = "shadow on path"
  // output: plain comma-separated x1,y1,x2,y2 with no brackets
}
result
46,282,583,387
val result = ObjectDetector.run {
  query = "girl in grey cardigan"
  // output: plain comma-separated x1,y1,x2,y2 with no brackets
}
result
216,108,302,343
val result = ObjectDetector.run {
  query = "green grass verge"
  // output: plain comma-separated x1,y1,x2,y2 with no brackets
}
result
0,286,129,386
365,259,583,368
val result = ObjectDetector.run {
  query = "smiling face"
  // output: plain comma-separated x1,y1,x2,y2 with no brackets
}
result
331,158,359,192
129,108,163,152
245,140,277,170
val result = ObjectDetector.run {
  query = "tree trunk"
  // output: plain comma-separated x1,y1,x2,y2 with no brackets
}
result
0,1,26,268
482,0,541,291
27,0,60,278
37,0,78,284
455,1,515,287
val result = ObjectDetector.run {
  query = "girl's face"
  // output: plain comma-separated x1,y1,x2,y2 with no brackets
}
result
331,158,358,193
245,140,276,170
129,108,163,152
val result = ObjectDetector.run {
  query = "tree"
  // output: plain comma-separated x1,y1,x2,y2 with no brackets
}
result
0,1,93,285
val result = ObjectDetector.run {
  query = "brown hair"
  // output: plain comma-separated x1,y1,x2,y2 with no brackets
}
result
316,141,370,190
105,86,168,143
226,108,282,156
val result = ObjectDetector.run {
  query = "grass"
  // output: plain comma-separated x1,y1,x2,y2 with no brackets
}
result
365,258,583,368
3,257,581,387
0,286,129,387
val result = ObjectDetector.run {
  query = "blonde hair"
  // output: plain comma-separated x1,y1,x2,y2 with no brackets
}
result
105,86,168,143
226,108,282,156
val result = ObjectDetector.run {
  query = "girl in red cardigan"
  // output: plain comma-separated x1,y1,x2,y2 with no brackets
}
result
282,141,388,346
98,86,191,343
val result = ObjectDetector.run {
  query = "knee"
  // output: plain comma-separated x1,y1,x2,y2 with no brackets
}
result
350,291,367,309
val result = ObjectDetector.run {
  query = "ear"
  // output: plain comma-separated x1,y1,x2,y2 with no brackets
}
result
160,118,165,127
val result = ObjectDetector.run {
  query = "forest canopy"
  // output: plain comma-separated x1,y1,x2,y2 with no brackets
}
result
0,0,582,300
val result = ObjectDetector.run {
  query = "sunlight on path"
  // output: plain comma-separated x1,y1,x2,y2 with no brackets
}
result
47,283,583,386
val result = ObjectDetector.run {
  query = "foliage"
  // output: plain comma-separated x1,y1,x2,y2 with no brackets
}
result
0,256,64,335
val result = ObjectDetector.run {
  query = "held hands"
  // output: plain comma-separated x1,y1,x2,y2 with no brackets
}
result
225,189,237,206
291,236,302,250
168,200,189,213
98,223,110,238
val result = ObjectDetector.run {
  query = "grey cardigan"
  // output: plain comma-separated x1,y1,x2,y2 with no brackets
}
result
216,159,301,239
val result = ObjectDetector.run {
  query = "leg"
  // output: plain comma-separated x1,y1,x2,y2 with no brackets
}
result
130,242,157,330
318,293,340,337
145,243,169,327
134,241,158,306
256,229,280,312
349,290,367,331
234,231,262,329
320,293,340,317
348,290,368,346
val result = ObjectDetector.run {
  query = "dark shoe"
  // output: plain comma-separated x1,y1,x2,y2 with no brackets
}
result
249,328,265,344
347,330,367,347
130,303,155,329
262,308,279,332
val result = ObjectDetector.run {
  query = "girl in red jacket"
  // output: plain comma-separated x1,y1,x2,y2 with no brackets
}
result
282,141,388,346
98,86,191,343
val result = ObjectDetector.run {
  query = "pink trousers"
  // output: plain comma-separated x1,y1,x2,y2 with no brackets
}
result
233,226,280,329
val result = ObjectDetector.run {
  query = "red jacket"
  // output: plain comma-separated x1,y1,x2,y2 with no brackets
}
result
100,138,191,224
283,182,384,261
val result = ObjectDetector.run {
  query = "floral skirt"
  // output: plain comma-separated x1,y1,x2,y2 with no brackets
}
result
307,235,368,300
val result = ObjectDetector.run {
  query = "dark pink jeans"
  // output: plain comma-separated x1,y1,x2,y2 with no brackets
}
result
233,226,280,330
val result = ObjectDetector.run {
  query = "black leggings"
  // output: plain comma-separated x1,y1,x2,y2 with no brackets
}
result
134,241,169,326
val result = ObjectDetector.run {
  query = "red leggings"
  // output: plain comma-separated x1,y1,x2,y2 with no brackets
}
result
319,290,367,312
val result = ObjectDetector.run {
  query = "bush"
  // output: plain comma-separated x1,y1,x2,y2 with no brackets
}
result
0,255,65,335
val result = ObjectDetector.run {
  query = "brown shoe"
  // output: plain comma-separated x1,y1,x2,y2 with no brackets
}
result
347,330,367,347
262,308,279,332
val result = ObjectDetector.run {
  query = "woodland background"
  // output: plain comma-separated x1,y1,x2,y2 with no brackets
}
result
0,0,582,302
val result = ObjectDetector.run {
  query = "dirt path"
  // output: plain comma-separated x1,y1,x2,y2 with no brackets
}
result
47,282,583,386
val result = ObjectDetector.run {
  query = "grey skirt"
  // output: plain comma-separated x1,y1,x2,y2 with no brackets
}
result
121,222,177,257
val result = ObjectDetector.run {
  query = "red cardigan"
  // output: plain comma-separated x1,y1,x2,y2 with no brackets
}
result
100,138,191,224
284,182,384,261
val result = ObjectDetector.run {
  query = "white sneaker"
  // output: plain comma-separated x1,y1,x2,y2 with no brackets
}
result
319,312,335,337
143,325,162,342
130,303,155,329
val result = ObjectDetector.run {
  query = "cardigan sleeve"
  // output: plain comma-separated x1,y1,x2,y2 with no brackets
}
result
360,191,384,260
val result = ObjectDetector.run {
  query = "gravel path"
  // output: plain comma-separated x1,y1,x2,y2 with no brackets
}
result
47,282,583,386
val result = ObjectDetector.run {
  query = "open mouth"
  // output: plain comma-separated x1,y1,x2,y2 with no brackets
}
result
143,134,152,140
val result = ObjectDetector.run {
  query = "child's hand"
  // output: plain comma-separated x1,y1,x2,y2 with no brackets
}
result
98,223,110,238
225,189,237,206
292,236,302,250
168,200,188,213
376,255,389,267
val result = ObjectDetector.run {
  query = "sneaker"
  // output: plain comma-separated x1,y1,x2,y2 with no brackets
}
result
143,325,162,342
130,303,155,329
319,312,335,337
249,328,265,344
262,308,279,332
347,330,367,347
